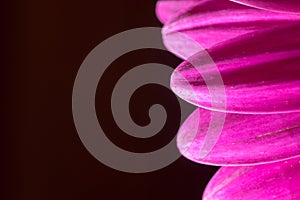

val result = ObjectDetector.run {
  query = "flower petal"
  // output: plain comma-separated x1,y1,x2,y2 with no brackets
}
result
177,108,300,166
162,0,300,59
171,24,300,113
203,157,300,200
232,0,300,14
155,0,199,24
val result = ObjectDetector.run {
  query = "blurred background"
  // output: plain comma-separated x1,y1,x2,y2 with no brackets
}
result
3,0,218,199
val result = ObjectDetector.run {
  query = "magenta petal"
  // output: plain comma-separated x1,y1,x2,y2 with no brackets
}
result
177,108,300,166
162,0,300,58
171,24,300,113
155,0,198,24
203,157,300,200
232,0,300,14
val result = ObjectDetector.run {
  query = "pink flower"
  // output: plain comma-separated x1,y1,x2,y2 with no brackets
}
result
156,0,300,199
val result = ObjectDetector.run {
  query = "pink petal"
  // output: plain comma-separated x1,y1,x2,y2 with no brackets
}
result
162,0,300,58
203,157,300,200
232,0,300,14
171,24,300,113
177,108,300,166
155,0,199,24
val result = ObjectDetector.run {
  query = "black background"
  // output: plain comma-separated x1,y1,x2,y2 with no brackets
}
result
4,0,218,199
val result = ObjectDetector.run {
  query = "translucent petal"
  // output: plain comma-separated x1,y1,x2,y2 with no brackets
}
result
177,108,300,166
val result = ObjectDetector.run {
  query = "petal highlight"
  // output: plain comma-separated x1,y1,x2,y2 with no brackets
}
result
232,0,300,14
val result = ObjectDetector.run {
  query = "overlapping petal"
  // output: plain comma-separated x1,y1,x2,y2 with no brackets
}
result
171,23,300,113
232,0,300,14
203,157,300,200
162,0,300,58
177,108,300,166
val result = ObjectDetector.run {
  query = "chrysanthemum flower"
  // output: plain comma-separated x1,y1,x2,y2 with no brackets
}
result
156,0,300,199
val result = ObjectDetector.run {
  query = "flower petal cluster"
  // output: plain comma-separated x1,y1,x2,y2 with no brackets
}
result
156,0,300,199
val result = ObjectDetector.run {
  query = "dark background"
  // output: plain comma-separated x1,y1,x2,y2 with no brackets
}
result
4,0,218,199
